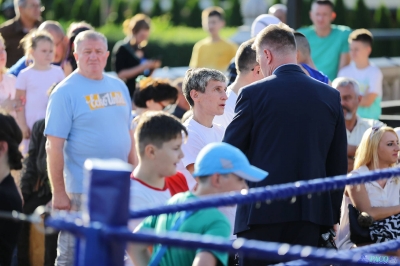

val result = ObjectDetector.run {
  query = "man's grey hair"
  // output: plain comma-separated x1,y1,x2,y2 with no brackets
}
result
182,68,227,107
252,23,296,56
332,77,360,96
74,30,108,51
268,4,287,14
14,0,27,15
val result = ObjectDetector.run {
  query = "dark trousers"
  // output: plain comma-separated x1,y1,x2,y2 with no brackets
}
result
237,221,321,266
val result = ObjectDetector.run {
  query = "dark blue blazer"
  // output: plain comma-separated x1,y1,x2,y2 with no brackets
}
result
223,64,347,234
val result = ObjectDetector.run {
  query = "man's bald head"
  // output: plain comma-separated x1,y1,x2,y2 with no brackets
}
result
38,21,65,39
38,20,67,63
268,4,287,23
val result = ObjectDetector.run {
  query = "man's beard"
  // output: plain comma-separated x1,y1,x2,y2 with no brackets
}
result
342,106,354,120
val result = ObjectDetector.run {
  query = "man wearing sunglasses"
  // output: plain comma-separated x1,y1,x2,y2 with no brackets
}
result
0,0,42,67
214,38,263,130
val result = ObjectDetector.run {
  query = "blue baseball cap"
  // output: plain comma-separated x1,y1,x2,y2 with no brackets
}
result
192,142,268,182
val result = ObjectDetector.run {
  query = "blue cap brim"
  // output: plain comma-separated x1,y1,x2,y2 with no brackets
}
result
234,165,268,182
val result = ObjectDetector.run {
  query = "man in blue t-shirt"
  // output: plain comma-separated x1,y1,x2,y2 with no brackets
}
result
294,31,329,84
297,0,351,81
44,30,134,265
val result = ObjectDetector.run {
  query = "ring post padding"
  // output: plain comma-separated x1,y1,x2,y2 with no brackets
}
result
78,158,133,266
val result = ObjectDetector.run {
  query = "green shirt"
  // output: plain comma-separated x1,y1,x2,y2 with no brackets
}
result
139,191,231,266
298,24,351,81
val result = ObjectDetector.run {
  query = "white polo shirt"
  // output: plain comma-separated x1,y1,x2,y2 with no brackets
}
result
347,116,381,146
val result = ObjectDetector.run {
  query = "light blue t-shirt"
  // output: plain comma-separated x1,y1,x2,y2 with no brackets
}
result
298,25,351,81
44,72,132,193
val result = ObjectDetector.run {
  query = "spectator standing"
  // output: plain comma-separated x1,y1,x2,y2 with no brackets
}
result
223,23,347,265
268,4,287,24
294,32,329,84
14,31,65,155
298,0,351,81
8,20,69,77
128,142,267,266
338,29,383,120
189,7,237,72
333,77,381,172
45,30,134,265
112,14,161,98
0,34,17,117
0,113,23,266
0,0,42,67
214,39,262,129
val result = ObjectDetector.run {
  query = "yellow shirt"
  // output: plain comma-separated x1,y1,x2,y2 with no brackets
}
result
189,37,238,72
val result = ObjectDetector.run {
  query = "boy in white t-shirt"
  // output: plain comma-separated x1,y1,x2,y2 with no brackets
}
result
180,68,228,174
129,111,190,230
214,38,262,129
338,29,383,120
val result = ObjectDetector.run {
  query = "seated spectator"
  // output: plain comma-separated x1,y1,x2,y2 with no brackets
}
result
180,68,227,174
112,14,161,98
0,0,42,67
189,7,237,72
338,29,383,120
333,77,382,172
171,78,190,119
8,20,69,77
214,38,262,129
0,113,23,266
294,32,329,84
0,33,17,117
227,14,279,85
128,142,268,266
63,21,94,76
268,4,287,24
336,126,400,253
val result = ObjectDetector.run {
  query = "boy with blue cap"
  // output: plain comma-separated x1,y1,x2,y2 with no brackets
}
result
128,142,268,266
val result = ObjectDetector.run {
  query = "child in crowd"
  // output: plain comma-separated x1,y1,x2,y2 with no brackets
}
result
189,6,237,72
338,29,383,120
15,31,65,155
129,111,191,231
0,34,17,116
128,142,268,266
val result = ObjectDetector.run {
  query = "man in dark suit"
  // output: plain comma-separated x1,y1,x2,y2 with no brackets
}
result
223,23,347,265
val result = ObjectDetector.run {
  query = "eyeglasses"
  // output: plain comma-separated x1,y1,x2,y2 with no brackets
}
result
369,124,386,140
24,3,45,11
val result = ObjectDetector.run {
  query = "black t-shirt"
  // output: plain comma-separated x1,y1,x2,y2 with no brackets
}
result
112,39,148,98
0,174,22,266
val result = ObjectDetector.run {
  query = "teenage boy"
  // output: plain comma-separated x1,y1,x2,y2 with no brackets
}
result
128,142,268,266
338,29,383,120
129,111,190,230
298,0,351,81
189,6,237,72
214,39,263,129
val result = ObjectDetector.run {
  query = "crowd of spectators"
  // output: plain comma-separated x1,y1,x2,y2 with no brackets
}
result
0,0,398,266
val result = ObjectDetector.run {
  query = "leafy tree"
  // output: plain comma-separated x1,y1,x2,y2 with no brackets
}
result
373,4,394,57
333,0,347,26
272,0,282,5
351,0,371,29
88,0,101,27
185,0,202,28
113,0,127,23
170,0,182,25
227,0,243,27
300,0,312,27
52,0,66,21
130,0,141,16
71,0,87,21
151,0,163,17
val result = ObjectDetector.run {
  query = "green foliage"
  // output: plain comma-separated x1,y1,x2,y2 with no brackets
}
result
170,0,183,25
151,0,163,17
52,0,67,21
88,0,101,27
130,0,142,16
227,0,243,27
185,0,202,28
351,0,372,29
272,0,282,5
71,0,87,21
300,0,312,27
373,4,394,57
113,0,127,24
333,0,347,26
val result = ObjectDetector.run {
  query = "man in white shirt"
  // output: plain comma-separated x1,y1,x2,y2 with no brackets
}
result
333,77,381,172
214,38,263,129
180,68,227,174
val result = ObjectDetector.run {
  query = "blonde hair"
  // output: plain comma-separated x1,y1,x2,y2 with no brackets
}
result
354,126,398,170
21,30,53,57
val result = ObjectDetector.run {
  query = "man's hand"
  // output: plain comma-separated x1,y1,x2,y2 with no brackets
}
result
0,95,23,112
52,191,71,210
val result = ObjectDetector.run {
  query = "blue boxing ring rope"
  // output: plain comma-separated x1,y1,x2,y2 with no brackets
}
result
44,159,400,266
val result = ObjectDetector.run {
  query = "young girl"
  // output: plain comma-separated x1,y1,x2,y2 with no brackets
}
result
15,31,65,155
0,34,17,116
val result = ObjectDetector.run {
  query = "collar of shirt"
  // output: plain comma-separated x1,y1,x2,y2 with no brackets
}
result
272,63,299,75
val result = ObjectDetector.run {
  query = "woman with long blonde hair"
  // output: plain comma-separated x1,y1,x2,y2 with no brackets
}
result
336,126,400,252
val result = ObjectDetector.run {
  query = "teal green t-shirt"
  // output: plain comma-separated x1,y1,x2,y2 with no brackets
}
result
139,192,231,266
297,25,351,81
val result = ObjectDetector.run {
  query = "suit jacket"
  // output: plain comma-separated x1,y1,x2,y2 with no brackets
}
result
223,64,347,234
